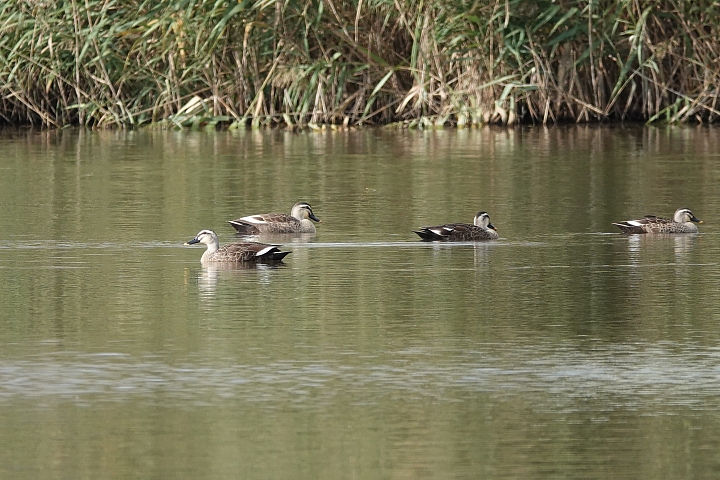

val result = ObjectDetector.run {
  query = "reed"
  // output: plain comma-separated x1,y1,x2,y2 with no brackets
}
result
1,0,719,128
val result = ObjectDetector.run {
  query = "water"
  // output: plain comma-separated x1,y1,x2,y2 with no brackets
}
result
2,126,720,478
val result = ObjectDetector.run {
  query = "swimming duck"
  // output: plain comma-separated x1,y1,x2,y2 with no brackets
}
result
613,208,702,234
228,202,321,234
414,211,499,241
186,230,290,263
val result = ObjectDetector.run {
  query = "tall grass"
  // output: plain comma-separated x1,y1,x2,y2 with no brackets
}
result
1,0,719,128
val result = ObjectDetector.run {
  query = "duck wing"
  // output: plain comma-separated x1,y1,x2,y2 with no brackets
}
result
414,223,474,241
220,242,290,262
228,213,300,234
612,215,674,234
446,223,498,240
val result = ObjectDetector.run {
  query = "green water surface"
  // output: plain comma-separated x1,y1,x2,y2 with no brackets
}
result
1,125,720,479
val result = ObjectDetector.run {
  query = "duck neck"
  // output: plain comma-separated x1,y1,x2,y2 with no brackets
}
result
300,218,315,230
201,237,220,261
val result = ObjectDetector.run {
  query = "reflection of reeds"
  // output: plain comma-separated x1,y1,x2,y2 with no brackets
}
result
2,1,719,128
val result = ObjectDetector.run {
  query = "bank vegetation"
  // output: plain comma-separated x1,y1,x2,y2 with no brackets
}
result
1,0,719,128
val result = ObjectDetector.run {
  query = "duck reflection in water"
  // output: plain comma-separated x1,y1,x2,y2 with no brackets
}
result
626,232,698,265
197,262,284,298
673,233,698,261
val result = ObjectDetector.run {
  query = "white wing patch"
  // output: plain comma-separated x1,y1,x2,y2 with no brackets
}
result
627,220,643,226
256,246,275,256
240,215,269,225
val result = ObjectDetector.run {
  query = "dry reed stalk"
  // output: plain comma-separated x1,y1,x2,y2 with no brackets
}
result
1,0,720,128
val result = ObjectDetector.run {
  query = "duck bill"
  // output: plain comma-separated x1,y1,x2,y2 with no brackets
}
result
310,213,322,223
185,238,200,245
691,216,703,223
488,223,497,231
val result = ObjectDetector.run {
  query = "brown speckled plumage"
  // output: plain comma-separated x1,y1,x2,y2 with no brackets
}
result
415,211,499,241
613,208,702,234
186,230,290,263
229,202,321,234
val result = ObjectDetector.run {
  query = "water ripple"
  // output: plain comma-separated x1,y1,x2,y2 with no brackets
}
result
1,344,719,413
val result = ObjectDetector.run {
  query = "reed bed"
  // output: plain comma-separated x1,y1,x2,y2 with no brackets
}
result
1,0,719,128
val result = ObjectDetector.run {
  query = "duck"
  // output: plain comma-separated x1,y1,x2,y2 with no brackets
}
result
228,202,321,234
414,211,499,241
613,208,703,234
185,230,290,263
